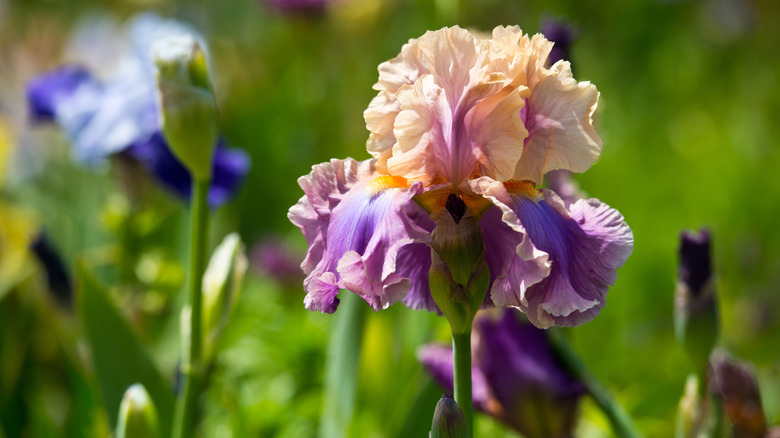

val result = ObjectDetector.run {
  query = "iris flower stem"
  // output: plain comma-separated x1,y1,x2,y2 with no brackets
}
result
452,328,473,437
173,178,210,438
548,328,642,438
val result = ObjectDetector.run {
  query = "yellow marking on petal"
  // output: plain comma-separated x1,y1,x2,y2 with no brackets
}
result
365,175,408,195
503,180,542,200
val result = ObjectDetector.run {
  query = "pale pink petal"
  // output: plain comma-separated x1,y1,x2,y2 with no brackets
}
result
513,61,602,185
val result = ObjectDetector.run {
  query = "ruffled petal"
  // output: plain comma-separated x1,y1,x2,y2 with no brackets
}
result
288,159,432,313
475,179,632,328
513,61,602,185
398,242,438,313
125,134,250,207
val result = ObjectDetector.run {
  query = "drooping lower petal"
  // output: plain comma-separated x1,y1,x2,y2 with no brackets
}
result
125,133,250,207
475,179,633,328
288,159,432,313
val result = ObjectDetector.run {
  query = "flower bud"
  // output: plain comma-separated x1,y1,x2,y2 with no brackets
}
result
675,229,718,372
430,394,467,438
709,351,767,438
201,232,247,362
428,194,490,334
153,35,217,181
116,383,160,438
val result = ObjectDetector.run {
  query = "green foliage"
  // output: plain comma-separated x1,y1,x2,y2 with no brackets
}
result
76,262,174,436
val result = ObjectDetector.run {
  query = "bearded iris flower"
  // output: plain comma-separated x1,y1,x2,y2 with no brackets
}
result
27,14,249,207
289,26,633,328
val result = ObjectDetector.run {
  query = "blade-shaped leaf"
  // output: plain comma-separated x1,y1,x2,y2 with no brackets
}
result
76,261,174,436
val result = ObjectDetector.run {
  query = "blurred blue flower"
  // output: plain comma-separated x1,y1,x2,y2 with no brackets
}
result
26,14,250,207
541,17,577,66
419,310,585,438
266,0,339,14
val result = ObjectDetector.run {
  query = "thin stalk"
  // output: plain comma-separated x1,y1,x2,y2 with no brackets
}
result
548,328,642,438
452,328,473,437
173,178,210,438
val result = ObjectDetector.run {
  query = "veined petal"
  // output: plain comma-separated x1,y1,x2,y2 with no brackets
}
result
475,179,632,328
288,159,432,313
513,61,602,185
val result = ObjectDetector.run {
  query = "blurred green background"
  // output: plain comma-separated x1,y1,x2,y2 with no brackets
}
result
1,0,779,436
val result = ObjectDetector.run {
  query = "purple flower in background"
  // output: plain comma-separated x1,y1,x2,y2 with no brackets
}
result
541,18,578,66
419,310,585,438
288,26,633,326
26,14,250,207
266,0,338,14
250,237,304,285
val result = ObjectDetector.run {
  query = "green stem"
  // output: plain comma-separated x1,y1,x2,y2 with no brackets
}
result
173,178,210,438
452,328,473,438
319,292,366,438
548,329,642,438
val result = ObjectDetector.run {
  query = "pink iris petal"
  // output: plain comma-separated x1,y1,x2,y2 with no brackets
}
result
288,158,432,313
475,180,633,328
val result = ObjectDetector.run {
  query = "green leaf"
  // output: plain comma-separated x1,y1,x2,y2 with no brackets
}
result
76,261,174,436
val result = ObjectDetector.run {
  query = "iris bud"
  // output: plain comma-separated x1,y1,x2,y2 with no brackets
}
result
675,229,718,372
428,195,490,334
153,35,217,181
201,233,247,363
430,394,467,438
116,383,160,438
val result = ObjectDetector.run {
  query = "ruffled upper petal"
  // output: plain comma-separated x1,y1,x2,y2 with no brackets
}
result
475,179,633,328
364,26,598,188
513,60,601,185
288,158,433,313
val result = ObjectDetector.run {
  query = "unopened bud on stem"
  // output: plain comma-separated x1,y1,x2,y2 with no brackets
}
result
431,394,467,438
153,35,217,181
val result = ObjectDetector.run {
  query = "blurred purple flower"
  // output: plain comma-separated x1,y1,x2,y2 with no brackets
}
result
250,237,304,284
540,18,578,66
266,0,338,14
419,310,585,438
26,14,250,207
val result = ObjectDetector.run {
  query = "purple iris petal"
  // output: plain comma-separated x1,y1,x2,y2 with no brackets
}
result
398,242,438,314
517,192,633,327
126,133,249,207
27,66,97,122
288,158,432,313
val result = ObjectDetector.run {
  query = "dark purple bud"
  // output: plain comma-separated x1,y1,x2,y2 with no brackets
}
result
709,351,767,438
679,229,712,294
29,231,73,309
674,228,718,370
540,18,578,66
